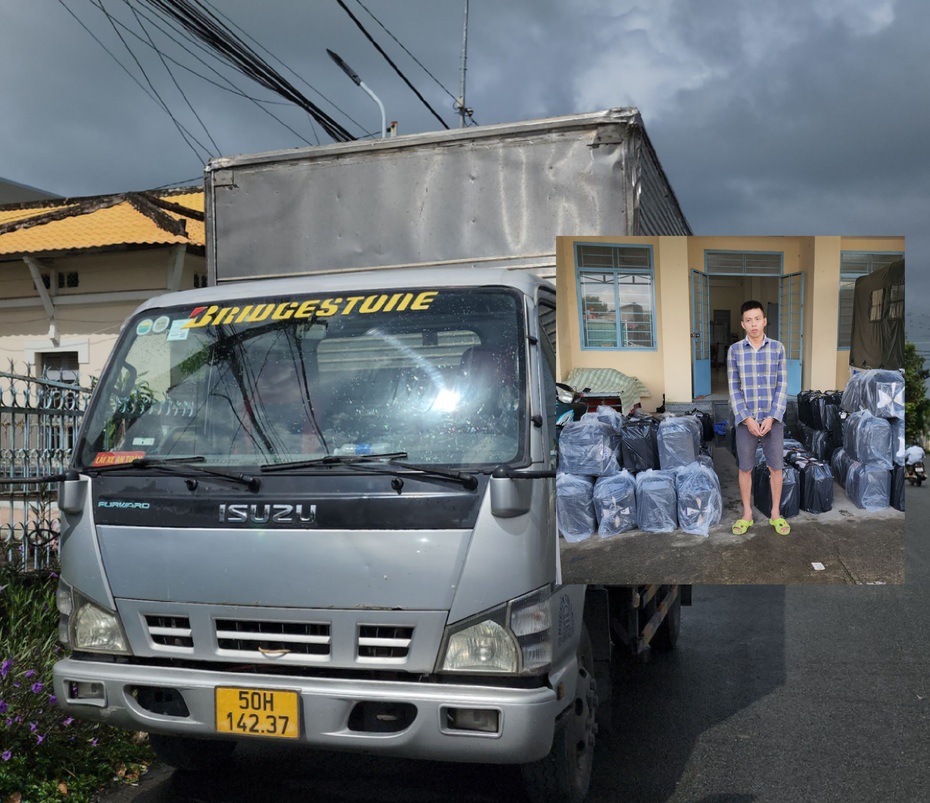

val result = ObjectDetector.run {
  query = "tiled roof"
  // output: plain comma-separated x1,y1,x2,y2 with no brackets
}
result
0,187,204,256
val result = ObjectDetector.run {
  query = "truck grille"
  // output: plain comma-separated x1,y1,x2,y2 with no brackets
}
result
357,625,414,660
145,615,193,649
214,619,331,657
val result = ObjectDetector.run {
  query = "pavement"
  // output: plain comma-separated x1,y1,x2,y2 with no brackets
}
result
559,445,905,585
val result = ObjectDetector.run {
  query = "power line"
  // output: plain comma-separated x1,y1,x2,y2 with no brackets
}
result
353,0,479,127
56,0,208,168
92,1,319,146
139,0,356,142
336,0,450,130
88,0,212,163
124,0,221,155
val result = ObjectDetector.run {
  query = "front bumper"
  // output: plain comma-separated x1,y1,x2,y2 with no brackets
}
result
53,659,567,763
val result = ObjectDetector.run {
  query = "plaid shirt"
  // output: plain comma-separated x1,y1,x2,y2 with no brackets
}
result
727,335,787,424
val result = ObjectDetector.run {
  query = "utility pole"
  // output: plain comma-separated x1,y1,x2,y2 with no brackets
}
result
457,0,470,127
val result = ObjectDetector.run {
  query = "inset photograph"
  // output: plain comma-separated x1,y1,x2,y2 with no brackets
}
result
555,235,906,585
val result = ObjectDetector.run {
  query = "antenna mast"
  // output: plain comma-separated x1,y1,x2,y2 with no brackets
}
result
458,0,470,127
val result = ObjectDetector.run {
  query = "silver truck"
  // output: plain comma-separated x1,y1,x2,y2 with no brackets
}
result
53,109,689,802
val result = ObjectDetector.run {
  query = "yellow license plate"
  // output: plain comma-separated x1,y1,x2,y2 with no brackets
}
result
215,687,300,739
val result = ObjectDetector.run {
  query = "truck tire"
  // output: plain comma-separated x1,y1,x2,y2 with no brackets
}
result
149,733,236,771
521,627,596,803
652,592,681,652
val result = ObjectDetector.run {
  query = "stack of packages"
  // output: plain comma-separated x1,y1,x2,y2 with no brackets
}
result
796,389,845,462
831,369,905,512
556,406,722,540
754,437,834,518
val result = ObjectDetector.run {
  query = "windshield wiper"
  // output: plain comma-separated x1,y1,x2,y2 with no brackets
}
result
261,452,409,472
88,456,261,491
261,453,478,490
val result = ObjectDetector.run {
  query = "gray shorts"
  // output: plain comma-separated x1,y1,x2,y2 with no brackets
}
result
735,420,784,472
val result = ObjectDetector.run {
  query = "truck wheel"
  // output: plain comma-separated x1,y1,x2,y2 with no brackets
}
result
652,593,681,652
149,733,236,771
521,628,596,803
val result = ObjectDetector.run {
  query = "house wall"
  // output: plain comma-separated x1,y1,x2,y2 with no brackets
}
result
0,248,205,380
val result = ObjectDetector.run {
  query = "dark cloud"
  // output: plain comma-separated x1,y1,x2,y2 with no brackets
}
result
1,1,926,314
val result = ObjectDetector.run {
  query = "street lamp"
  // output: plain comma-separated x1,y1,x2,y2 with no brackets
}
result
327,49,386,139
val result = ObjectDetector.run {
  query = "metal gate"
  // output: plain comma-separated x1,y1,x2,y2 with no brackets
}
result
0,364,90,570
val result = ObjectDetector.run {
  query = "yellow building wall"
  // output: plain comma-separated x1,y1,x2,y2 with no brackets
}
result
557,234,904,408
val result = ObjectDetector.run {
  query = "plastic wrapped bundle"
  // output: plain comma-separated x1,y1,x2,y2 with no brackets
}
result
831,448,851,488
594,404,624,431
619,416,660,473
798,460,834,514
861,369,905,419
675,462,722,536
558,419,619,476
833,410,849,446
657,416,702,470
784,438,805,451
844,410,892,469
841,371,869,412
845,461,890,512
688,409,715,444
556,473,596,542
891,418,905,466
580,411,621,456
754,465,800,519
797,390,815,428
635,469,678,532
890,465,905,512
821,401,840,437
697,454,714,470
810,430,837,463
799,422,815,451
593,470,637,537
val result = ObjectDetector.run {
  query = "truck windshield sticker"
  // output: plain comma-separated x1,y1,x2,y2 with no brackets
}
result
182,291,439,329
91,451,146,467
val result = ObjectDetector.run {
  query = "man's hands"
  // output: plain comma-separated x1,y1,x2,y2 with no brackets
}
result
745,416,774,437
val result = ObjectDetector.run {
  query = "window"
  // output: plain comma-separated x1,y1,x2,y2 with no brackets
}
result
704,251,782,275
838,252,903,348
576,244,656,349
39,351,79,383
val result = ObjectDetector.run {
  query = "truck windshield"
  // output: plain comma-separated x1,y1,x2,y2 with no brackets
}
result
75,287,527,470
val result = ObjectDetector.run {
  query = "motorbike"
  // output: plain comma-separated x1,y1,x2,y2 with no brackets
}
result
556,382,588,431
905,461,925,486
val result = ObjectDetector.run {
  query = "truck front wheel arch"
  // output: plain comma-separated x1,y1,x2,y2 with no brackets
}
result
520,626,596,803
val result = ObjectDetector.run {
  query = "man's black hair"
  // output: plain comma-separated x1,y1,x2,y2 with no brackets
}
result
740,300,765,317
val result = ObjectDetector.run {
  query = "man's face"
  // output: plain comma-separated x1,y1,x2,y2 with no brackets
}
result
741,308,766,340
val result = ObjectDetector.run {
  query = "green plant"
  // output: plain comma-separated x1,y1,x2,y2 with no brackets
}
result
904,342,930,444
0,569,153,802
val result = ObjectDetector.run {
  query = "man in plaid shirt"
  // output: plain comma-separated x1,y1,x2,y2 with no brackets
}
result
727,300,789,535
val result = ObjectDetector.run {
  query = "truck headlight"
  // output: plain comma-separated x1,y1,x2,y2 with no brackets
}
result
71,595,130,655
442,620,518,673
439,587,553,675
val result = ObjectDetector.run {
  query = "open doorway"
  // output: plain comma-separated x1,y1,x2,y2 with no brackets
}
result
703,275,781,399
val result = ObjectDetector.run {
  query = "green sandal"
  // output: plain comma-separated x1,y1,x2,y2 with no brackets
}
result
731,518,753,535
769,517,791,535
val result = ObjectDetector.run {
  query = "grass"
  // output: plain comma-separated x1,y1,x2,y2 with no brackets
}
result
0,567,153,802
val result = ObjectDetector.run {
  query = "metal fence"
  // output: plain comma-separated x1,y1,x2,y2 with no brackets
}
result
0,363,91,571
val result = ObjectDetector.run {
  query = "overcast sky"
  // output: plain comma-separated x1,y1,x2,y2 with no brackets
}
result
1,1,926,342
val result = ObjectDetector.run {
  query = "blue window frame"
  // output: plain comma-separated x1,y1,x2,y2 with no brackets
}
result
575,244,656,350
